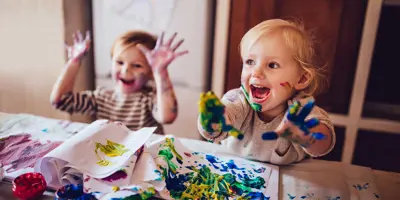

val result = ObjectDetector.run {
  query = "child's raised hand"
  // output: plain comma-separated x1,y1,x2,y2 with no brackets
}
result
65,30,91,63
261,100,325,147
199,91,244,140
137,32,188,74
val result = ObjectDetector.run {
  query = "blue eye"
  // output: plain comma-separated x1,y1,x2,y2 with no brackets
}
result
245,59,255,65
268,62,280,69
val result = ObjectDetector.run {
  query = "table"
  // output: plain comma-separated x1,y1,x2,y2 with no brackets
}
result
1,113,399,200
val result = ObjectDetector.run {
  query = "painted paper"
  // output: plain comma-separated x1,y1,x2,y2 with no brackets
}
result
145,135,279,200
34,120,156,189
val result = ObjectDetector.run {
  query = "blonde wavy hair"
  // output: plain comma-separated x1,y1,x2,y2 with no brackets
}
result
240,19,327,96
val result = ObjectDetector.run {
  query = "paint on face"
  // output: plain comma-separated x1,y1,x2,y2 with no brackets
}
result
157,138,269,199
280,82,292,92
241,85,262,112
198,91,244,140
95,140,129,166
0,134,62,173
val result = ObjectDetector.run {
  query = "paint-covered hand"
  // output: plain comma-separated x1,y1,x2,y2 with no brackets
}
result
199,91,244,140
138,32,188,75
261,100,325,147
65,30,91,63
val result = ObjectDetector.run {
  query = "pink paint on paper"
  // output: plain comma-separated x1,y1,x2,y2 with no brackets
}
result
0,134,62,172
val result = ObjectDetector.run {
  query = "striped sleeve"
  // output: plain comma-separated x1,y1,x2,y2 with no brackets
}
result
53,89,99,115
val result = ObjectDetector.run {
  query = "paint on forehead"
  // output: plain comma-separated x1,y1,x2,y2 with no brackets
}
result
241,84,262,112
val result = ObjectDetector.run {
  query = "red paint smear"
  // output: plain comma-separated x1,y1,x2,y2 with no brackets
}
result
280,82,291,91
184,152,191,157
0,134,62,172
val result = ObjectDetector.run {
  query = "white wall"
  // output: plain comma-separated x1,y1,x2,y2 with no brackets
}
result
0,0,94,123
0,0,68,120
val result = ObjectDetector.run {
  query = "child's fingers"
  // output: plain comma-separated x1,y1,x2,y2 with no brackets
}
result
156,32,165,48
165,32,177,47
297,100,315,122
136,44,150,55
305,118,319,129
77,30,83,42
287,101,300,120
85,30,91,41
72,33,78,44
171,39,184,51
174,50,189,58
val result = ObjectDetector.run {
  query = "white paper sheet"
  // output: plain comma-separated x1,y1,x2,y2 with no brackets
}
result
34,120,156,189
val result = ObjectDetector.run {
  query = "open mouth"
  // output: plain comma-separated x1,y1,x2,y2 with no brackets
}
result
250,84,270,103
119,78,135,86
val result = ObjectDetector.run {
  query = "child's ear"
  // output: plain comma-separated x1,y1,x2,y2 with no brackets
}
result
294,72,312,90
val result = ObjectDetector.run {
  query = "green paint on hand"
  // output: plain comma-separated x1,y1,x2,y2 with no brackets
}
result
198,91,244,140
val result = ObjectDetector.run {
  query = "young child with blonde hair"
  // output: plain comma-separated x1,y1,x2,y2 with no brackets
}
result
51,30,188,134
198,19,335,164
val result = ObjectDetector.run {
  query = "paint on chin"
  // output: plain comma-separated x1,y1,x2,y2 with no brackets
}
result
240,84,262,112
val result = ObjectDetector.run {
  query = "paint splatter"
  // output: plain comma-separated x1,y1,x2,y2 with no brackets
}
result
101,169,128,182
198,91,244,140
94,140,129,166
288,193,296,199
280,82,292,92
157,138,269,199
0,134,62,172
241,85,262,112
353,183,369,191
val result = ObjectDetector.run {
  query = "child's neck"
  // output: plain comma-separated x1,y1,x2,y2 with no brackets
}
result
257,103,288,123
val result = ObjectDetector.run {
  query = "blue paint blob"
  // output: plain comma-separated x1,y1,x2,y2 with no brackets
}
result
253,167,266,173
226,160,245,170
245,192,270,200
311,132,326,140
262,132,278,140
288,193,296,199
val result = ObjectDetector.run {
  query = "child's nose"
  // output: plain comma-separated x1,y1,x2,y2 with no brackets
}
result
251,65,265,79
121,65,130,74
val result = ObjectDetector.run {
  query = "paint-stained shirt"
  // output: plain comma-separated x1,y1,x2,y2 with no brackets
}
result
198,88,335,165
54,87,164,134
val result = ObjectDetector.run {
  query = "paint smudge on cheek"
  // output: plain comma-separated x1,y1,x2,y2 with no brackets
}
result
280,82,292,92
0,134,62,173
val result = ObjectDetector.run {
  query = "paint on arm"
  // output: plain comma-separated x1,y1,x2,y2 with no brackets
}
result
152,71,178,124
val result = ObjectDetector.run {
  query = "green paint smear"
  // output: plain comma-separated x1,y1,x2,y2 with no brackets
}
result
241,85,262,112
111,187,156,200
158,138,266,200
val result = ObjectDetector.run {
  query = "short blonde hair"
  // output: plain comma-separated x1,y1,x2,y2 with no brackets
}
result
111,30,157,58
240,19,327,96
